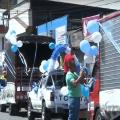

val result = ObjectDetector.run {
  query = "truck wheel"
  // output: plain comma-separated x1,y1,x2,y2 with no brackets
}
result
27,100,35,120
0,104,6,112
95,109,105,120
42,102,51,120
9,104,19,116
62,114,68,120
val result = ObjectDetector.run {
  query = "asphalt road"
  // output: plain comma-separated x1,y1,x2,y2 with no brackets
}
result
0,109,63,120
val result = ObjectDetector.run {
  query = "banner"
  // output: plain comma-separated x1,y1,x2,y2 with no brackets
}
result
55,25,67,45
37,15,68,45
82,14,100,38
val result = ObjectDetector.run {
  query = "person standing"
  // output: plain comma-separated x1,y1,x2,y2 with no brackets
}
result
66,59,87,120
64,48,74,75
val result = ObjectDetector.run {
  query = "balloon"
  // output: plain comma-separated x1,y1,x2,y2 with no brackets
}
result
40,60,49,73
76,63,80,74
60,86,68,96
80,40,91,54
10,30,16,37
47,59,55,73
81,85,89,97
84,55,94,64
10,36,17,45
65,46,71,54
51,44,67,60
17,40,23,47
39,65,45,73
49,42,55,49
86,45,98,56
43,62,49,71
91,32,102,43
91,45,99,56
54,60,59,69
48,44,67,73
11,45,18,53
87,20,99,34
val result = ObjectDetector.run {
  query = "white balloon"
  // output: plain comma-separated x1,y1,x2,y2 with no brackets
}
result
47,59,55,73
17,40,23,47
10,36,17,45
84,55,94,64
41,60,47,66
91,32,102,43
39,65,45,73
60,86,68,96
5,32,10,40
54,60,59,69
65,47,71,54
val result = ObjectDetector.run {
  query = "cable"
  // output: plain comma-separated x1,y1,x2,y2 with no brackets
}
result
5,51,16,74
99,23,120,54
18,49,28,75
29,42,38,90
6,63,16,79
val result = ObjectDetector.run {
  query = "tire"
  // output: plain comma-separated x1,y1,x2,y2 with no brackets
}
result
9,104,19,116
94,109,105,120
27,99,35,120
41,102,51,120
0,104,6,112
62,114,68,120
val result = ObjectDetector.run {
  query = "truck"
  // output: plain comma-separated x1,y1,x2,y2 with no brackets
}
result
27,69,89,120
0,34,53,116
87,11,120,120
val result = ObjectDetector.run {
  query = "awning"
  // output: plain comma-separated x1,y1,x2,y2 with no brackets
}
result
17,33,54,44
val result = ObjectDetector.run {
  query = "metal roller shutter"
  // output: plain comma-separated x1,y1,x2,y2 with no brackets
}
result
100,15,120,91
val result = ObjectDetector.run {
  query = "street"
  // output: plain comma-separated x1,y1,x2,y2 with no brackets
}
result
0,109,63,120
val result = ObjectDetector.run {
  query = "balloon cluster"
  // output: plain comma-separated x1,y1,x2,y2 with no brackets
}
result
39,59,59,73
5,30,23,53
80,40,98,56
87,20,102,44
39,60,49,73
39,44,69,73
80,20,102,59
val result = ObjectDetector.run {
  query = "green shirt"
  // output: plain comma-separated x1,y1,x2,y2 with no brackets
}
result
66,71,81,97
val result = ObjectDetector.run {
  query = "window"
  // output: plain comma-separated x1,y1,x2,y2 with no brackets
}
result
46,76,53,87
52,74,66,88
17,0,24,4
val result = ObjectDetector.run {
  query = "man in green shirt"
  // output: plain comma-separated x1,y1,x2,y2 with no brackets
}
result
66,59,87,120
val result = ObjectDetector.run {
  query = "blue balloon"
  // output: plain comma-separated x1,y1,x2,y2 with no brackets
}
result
11,45,18,53
10,30,16,36
76,63,80,74
51,44,67,60
86,45,98,56
80,40,91,54
87,20,99,34
43,62,49,71
49,42,55,50
81,85,89,97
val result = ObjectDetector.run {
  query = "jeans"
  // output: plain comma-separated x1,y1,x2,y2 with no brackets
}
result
68,97,80,120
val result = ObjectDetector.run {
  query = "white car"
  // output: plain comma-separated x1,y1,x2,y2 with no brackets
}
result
27,69,88,120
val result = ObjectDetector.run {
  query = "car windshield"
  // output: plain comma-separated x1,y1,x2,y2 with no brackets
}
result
52,74,66,88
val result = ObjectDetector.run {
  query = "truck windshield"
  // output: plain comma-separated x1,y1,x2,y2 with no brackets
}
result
52,74,66,88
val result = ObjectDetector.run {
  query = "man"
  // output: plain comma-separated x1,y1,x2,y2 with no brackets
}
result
64,49,74,75
0,71,7,90
66,59,87,120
